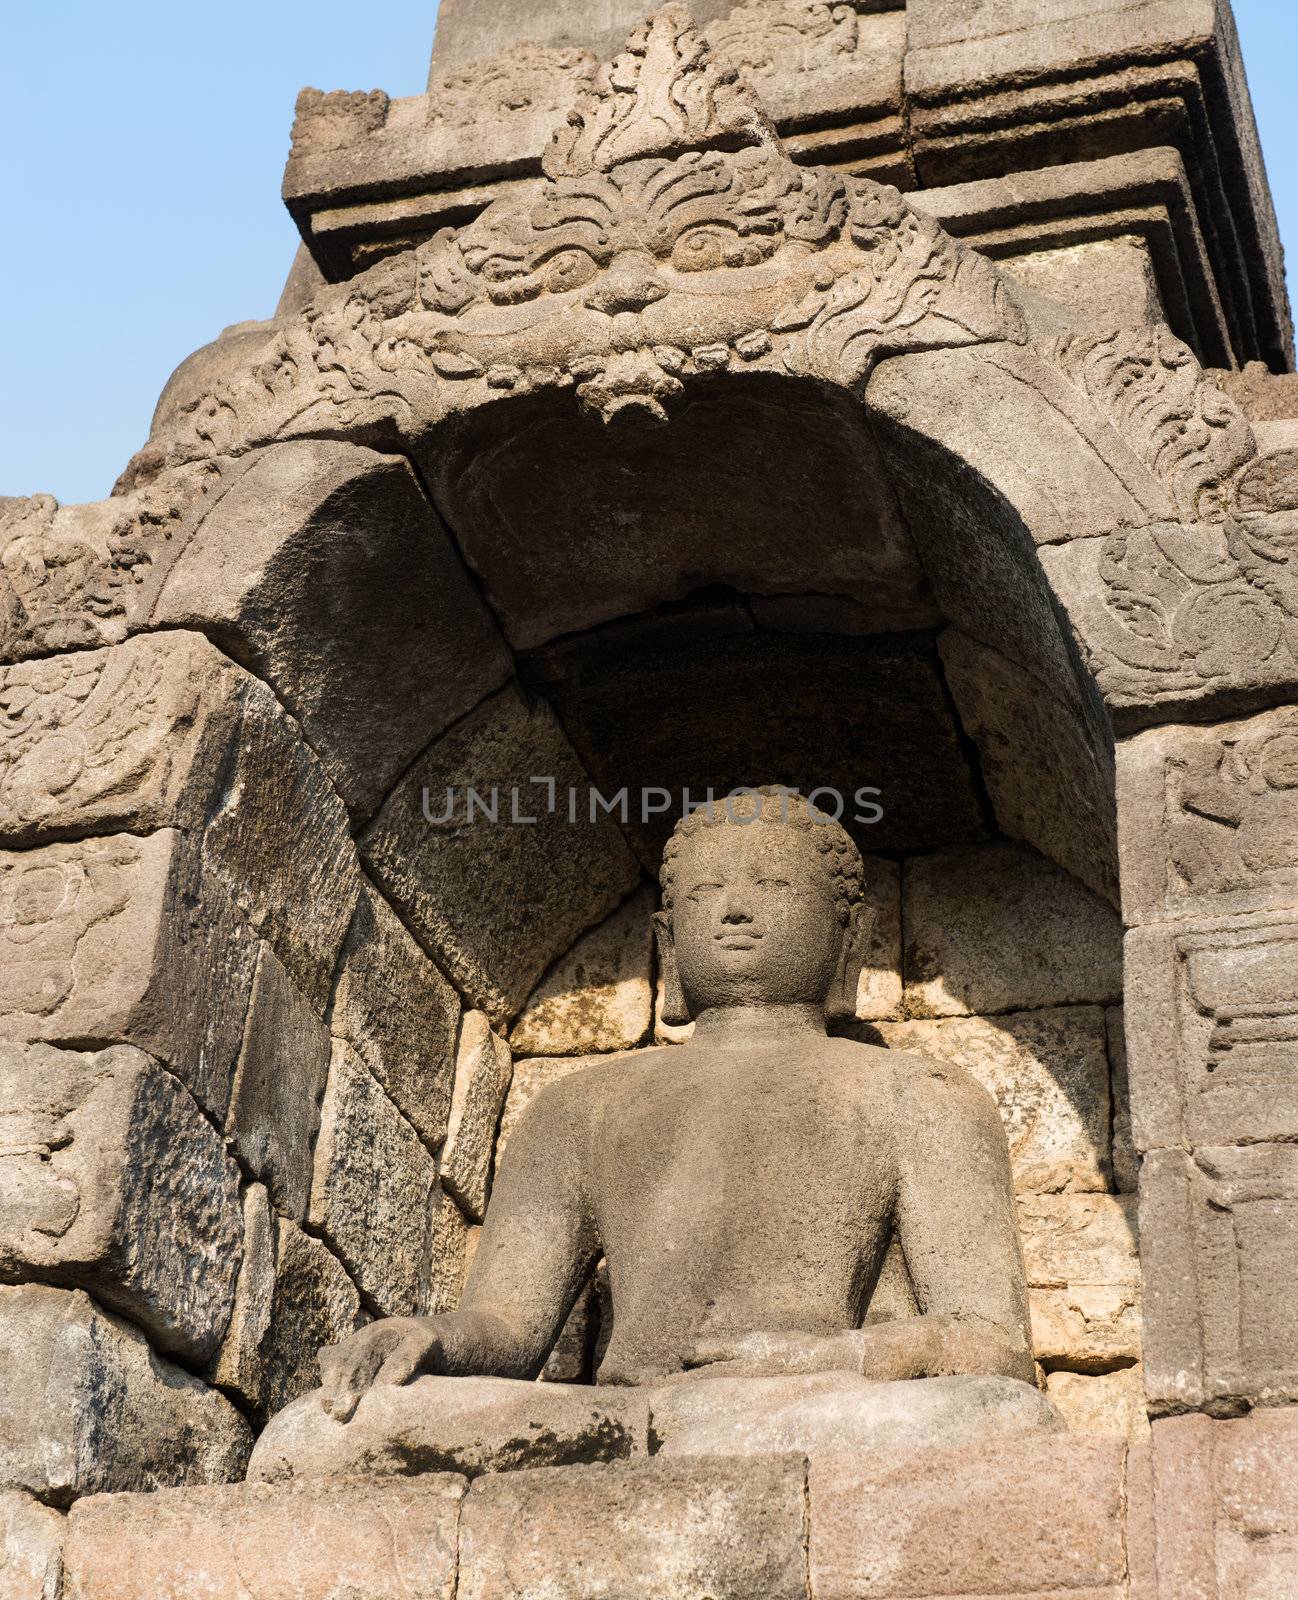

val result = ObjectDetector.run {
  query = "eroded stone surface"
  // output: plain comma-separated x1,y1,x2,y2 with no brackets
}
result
309,1043,435,1317
510,888,654,1057
64,1475,465,1600
0,830,258,1122
249,1376,649,1483
361,685,639,1023
456,1456,807,1600
426,1185,471,1315
0,1492,62,1600
329,883,461,1148
151,438,513,825
855,856,902,1023
0,1286,250,1508
1046,1366,1149,1443
808,1434,1126,1600
211,1187,362,1425
878,1008,1113,1193
1019,1194,1141,1370
903,841,1122,1017
940,629,1118,906
0,1042,242,1367
441,1014,513,1223
226,943,331,1224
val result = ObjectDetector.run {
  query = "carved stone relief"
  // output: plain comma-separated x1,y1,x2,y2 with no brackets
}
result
427,43,597,128
705,0,861,81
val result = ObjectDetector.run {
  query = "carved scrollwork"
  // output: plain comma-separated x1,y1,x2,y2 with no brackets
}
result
428,44,597,129
705,0,861,80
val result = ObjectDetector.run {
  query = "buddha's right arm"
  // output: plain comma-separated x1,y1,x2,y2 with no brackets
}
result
317,1078,599,1416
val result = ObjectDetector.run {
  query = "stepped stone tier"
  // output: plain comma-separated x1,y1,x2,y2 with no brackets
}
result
3,1,1297,1596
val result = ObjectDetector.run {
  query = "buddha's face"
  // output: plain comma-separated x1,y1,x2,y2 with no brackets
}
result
668,822,843,1014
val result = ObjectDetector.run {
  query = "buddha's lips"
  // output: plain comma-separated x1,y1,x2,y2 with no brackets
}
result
717,932,762,950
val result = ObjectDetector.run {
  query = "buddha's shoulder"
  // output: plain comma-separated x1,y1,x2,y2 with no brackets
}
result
511,1046,677,1119
877,1040,1001,1124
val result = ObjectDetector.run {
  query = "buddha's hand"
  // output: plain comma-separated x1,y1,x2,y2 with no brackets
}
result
681,1329,865,1380
318,1317,446,1422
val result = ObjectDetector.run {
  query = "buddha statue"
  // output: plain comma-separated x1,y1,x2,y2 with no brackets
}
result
250,789,1058,1481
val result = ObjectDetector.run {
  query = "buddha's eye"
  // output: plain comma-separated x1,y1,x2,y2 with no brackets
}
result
687,882,722,900
757,877,790,889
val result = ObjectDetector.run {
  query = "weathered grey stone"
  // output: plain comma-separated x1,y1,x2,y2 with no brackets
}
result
1106,1005,1138,1194
361,684,639,1023
903,840,1123,1017
152,439,513,825
226,943,331,1224
200,676,363,1011
855,855,903,1023
939,628,1119,905
0,830,258,1122
249,1377,649,1483
878,1007,1113,1193
0,1286,250,1508
64,1475,465,1600
441,1013,513,1223
1002,234,1164,331
0,1042,242,1367
329,883,461,1148
0,1492,62,1600
309,1042,435,1317
1045,1365,1149,1443
1142,1143,1298,1412
493,1054,602,1173
650,1372,1060,1458
1018,1194,1141,1370
510,888,654,1057
210,1187,362,1425
1118,709,1298,927
456,1456,808,1600
0,633,248,846
427,1185,471,1315
808,1434,1126,1600
1125,912,1298,1153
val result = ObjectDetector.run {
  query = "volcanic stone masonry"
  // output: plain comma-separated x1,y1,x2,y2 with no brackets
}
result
2,0,1297,1596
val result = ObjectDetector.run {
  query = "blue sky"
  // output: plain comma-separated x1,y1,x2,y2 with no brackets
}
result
1,0,1294,505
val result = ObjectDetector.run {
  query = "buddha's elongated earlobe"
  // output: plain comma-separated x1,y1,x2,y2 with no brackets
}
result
653,910,691,1026
825,902,869,1025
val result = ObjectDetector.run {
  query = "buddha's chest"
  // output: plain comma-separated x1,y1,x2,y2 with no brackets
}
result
586,1056,897,1263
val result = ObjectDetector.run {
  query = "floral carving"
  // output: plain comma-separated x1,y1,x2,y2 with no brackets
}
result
428,44,597,129
706,0,861,80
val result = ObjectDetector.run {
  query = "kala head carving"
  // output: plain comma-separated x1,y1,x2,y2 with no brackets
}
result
655,788,868,1025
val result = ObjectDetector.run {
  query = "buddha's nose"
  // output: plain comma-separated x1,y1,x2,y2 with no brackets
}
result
721,897,754,924
584,254,668,317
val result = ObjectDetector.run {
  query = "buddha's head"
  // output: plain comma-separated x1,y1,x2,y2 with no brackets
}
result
655,788,869,1026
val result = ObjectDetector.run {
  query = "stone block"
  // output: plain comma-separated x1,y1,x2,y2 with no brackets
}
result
441,1013,513,1223
1125,912,1298,1152
808,1434,1126,1600
1118,709,1298,926
1138,1410,1298,1600
854,855,903,1023
200,674,362,1011
510,887,654,1057
0,830,258,1123
903,840,1122,1017
0,1042,242,1367
0,1286,250,1507
939,629,1119,905
152,439,513,825
0,633,245,847
64,1475,465,1600
309,1042,435,1317
249,1376,650,1486
0,629,363,1015
1142,1144,1298,1411
456,1456,808,1600
1106,1006,1139,1194
0,1493,62,1600
877,1007,1113,1192
361,684,639,1023
329,882,461,1148
427,1184,471,1315
226,943,331,1223
1019,1194,1141,1369
1001,234,1165,332
210,1186,362,1425
1045,1366,1149,1443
